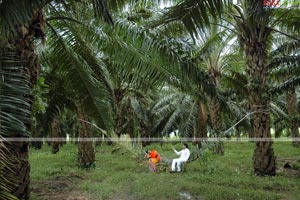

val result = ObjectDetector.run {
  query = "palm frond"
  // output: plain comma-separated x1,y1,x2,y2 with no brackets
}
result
68,16,169,91
44,22,115,132
193,29,228,60
272,77,300,94
153,92,182,116
153,90,197,136
153,0,228,37
105,19,175,87
0,49,31,137
91,0,113,24
129,96,148,121
222,70,248,95
179,100,197,137
107,0,174,12
270,101,288,120
270,40,300,58
110,18,216,97
269,55,300,77
273,5,300,36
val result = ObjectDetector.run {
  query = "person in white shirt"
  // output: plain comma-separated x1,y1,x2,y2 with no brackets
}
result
171,143,190,172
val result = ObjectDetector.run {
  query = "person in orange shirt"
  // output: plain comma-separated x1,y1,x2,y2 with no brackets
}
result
145,149,161,172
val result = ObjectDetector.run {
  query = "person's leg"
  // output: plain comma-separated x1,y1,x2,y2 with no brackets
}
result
151,162,157,172
176,159,186,172
148,163,154,172
171,158,179,171
148,161,155,172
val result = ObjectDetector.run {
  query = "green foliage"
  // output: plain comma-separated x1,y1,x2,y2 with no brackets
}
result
0,0,115,39
42,13,116,132
154,0,227,38
32,77,49,115
153,89,198,136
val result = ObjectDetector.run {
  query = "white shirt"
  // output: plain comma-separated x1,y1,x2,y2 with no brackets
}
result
174,148,190,162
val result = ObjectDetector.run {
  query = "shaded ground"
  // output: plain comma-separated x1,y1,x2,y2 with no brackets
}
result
31,174,89,200
277,157,300,178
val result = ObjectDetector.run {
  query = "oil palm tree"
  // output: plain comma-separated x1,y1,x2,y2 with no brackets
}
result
157,0,300,176
192,25,237,154
41,16,114,168
0,0,114,198
0,4,45,198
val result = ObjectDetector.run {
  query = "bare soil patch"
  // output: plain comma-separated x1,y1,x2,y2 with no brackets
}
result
277,157,300,178
31,174,88,200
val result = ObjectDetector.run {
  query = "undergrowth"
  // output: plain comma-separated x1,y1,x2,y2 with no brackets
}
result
30,141,300,200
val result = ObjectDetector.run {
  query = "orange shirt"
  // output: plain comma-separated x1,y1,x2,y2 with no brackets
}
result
149,150,158,158
148,150,160,162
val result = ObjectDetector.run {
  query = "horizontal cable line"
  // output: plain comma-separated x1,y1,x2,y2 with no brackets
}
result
0,137,299,142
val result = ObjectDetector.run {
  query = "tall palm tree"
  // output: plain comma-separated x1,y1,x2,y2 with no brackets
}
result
193,25,236,154
157,0,300,176
0,0,114,198
41,16,113,167
286,89,299,147
0,3,45,198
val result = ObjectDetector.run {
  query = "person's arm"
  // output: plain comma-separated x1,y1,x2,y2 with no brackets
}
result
173,148,181,156
144,151,149,159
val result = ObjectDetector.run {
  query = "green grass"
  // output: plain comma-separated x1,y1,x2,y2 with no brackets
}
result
29,142,300,200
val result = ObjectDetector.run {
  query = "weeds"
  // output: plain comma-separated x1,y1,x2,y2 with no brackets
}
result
30,142,300,200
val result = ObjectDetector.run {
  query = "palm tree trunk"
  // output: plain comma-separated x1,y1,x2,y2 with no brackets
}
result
286,89,300,147
2,141,30,200
209,97,224,155
77,106,95,168
194,102,208,148
51,116,62,154
0,10,45,199
245,40,276,176
114,89,124,137
31,124,43,149
248,103,255,139
0,49,31,199
236,126,241,142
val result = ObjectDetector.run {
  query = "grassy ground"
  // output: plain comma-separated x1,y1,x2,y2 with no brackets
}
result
29,141,300,200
